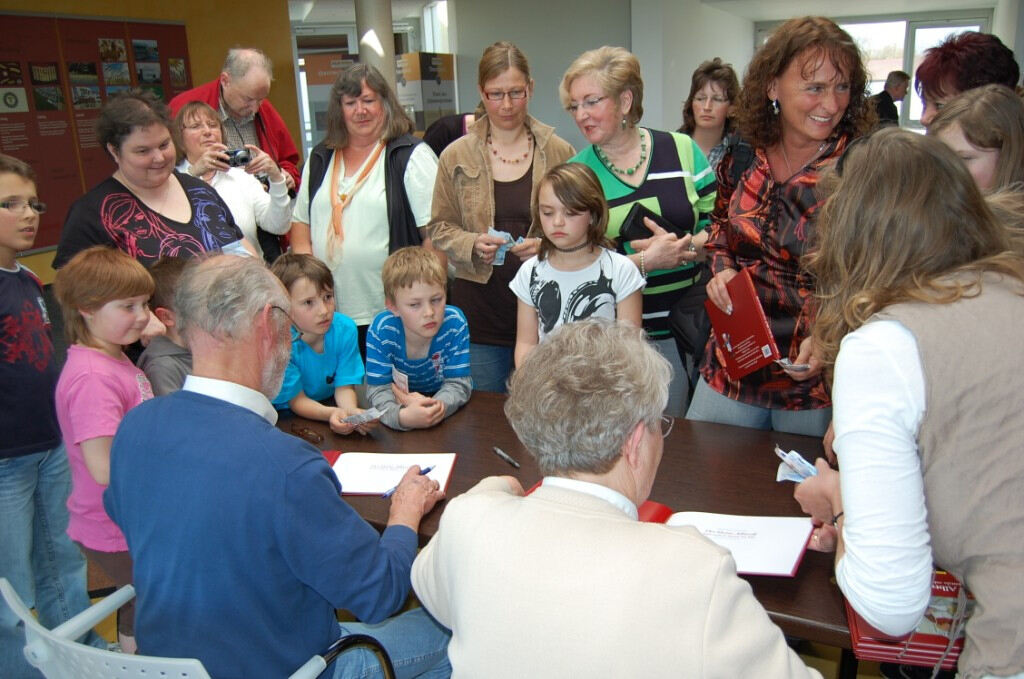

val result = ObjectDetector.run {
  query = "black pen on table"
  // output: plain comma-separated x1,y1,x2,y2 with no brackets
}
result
381,465,435,499
492,446,520,469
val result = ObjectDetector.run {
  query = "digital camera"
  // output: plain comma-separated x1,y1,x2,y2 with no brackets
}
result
225,148,251,167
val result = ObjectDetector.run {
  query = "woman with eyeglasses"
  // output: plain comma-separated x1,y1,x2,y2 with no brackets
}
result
428,41,575,392
679,58,740,173
794,128,1024,679
560,46,716,416
687,17,874,437
171,101,291,260
54,89,254,269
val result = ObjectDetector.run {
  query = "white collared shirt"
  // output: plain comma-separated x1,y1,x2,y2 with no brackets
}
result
182,375,278,425
542,476,639,520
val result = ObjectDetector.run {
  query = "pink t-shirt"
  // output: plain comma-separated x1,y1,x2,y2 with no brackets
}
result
55,344,153,551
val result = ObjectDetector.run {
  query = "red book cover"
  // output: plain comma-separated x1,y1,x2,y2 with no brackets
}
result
704,268,779,380
846,570,972,670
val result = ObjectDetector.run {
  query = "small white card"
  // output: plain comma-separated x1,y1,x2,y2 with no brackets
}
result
392,366,410,393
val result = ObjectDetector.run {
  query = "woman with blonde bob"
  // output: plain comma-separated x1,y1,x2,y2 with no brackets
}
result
793,128,1024,679
928,83,1024,192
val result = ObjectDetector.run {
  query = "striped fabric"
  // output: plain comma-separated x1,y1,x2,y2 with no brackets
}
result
365,305,471,394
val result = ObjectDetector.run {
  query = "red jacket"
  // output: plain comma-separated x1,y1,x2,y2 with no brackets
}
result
169,78,301,188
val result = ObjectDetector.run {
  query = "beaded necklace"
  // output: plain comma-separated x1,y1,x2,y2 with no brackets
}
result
487,130,533,164
595,129,648,176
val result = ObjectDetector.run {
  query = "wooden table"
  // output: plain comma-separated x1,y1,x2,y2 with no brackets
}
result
280,391,852,652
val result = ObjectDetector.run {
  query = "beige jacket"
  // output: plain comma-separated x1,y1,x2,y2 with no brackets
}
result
427,115,575,283
412,477,821,679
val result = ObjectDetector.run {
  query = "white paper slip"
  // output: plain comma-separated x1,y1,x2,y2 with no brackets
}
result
331,452,457,495
665,512,813,576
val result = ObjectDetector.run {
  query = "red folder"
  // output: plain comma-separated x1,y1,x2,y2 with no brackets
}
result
704,268,779,380
845,570,972,670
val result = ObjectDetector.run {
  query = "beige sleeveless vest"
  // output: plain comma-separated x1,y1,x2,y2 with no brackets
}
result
874,272,1024,678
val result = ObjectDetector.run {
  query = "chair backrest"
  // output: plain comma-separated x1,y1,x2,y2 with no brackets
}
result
0,578,211,679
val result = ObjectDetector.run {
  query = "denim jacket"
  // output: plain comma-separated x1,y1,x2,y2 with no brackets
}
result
427,115,575,283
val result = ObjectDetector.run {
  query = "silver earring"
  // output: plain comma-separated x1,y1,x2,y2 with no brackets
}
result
771,99,780,115
621,117,627,130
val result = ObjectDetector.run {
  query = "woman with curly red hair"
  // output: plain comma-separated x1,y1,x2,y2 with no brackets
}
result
687,16,874,436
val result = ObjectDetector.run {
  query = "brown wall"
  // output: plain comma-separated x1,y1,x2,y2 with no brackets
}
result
5,1,301,280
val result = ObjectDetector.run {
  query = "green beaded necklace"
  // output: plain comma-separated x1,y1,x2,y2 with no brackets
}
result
594,130,648,176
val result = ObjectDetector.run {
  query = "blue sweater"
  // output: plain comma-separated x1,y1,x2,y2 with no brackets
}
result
105,391,417,678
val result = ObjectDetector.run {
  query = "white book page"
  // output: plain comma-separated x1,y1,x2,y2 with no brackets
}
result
666,512,812,576
331,452,456,495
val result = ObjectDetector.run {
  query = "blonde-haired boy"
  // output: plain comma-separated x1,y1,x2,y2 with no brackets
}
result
366,247,471,429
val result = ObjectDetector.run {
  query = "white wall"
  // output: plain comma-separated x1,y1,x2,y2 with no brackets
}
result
449,0,630,150
631,0,754,132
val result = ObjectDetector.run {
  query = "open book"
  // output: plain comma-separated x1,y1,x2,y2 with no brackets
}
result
326,452,457,496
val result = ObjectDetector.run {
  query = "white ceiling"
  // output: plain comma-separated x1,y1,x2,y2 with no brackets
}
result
701,0,997,22
289,0,431,24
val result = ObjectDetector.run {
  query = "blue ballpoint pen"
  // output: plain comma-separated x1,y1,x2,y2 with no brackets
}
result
381,465,435,498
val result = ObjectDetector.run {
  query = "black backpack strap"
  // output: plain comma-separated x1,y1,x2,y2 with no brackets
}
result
305,143,331,224
728,136,755,188
385,135,424,252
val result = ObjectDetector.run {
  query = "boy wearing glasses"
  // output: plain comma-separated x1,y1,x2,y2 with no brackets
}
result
0,153,106,676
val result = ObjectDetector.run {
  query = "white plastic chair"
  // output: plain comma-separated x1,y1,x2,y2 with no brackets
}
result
0,577,395,679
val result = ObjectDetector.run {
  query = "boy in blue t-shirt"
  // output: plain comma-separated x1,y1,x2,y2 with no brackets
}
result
270,253,377,435
366,246,472,430
0,154,106,673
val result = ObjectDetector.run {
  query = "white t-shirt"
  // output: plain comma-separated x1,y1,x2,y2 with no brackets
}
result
832,319,934,636
292,143,437,325
208,169,292,259
509,248,645,342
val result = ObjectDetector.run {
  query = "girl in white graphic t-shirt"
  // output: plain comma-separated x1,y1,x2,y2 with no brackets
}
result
511,163,644,366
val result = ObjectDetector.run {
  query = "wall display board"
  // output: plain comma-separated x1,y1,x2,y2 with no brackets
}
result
0,13,191,250
395,52,455,131
303,53,355,148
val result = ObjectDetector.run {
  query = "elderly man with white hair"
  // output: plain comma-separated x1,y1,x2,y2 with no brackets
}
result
105,255,451,679
411,319,820,678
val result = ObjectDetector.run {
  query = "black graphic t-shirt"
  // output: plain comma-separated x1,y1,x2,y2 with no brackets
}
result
1,264,61,458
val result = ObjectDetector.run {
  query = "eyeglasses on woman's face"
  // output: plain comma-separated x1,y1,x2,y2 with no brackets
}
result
566,96,608,115
0,198,46,214
484,89,528,102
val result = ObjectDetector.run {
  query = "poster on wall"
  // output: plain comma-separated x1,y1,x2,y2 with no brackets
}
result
0,61,29,114
98,38,127,62
303,53,356,146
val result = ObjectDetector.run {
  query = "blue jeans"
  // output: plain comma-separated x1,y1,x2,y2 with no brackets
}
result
468,343,513,393
333,607,451,678
653,338,689,418
0,445,105,679
686,377,831,437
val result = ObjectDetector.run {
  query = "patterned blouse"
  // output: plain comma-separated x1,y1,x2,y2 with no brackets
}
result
699,135,850,410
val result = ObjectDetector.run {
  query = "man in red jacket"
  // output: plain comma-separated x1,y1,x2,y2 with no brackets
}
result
170,47,300,191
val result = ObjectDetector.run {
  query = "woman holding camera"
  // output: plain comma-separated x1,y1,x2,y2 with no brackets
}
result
55,90,254,268
172,101,292,260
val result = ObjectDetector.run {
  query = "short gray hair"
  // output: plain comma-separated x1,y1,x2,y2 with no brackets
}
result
223,47,273,81
176,255,289,343
885,70,910,89
504,320,670,476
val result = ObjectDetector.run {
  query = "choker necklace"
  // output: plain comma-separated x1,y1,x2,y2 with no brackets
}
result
552,241,591,253
595,129,647,176
487,130,533,164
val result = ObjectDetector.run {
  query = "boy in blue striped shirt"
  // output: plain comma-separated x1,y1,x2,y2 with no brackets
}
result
366,247,472,430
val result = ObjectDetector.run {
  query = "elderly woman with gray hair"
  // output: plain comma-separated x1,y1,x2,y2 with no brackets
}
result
411,319,819,679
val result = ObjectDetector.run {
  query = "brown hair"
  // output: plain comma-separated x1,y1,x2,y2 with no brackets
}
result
323,63,412,149
148,256,188,311
735,16,874,149
53,246,154,347
382,246,446,301
533,163,614,261
270,252,335,296
0,153,36,183
560,46,644,126
171,101,225,164
928,84,1024,192
807,128,1024,370
478,41,531,88
97,89,173,155
681,58,740,135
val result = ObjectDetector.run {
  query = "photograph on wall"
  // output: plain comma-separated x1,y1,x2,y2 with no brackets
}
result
105,85,131,97
132,39,159,63
102,62,130,86
136,62,161,84
0,62,25,87
29,63,59,85
68,62,99,85
33,86,65,111
140,84,164,100
98,38,128,62
0,88,29,113
168,58,187,87
71,85,102,110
